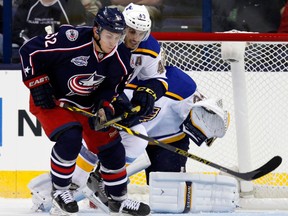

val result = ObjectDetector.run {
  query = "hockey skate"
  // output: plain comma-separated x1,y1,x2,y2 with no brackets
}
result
84,168,109,213
87,168,108,205
108,198,151,216
50,188,78,216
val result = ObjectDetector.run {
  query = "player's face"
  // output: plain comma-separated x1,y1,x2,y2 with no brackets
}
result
124,27,147,50
97,29,122,53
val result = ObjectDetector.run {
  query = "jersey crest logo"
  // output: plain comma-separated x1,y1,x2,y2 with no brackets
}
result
65,29,79,41
71,56,90,66
67,72,105,96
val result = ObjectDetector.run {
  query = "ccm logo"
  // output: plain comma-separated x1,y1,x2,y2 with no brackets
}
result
28,75,50,88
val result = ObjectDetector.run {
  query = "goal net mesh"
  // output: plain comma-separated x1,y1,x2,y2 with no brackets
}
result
128,33,288,201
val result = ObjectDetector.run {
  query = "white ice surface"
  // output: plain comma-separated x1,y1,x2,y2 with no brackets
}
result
1,198,288,216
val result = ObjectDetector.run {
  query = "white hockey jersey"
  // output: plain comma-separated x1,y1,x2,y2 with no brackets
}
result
125,65,199,144
127,35,167,88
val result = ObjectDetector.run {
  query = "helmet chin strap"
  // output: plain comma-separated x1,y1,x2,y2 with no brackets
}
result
94,37,104,53
93,28,105,53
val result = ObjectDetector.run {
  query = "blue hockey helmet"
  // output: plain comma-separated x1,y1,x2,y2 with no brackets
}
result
94,7,126,34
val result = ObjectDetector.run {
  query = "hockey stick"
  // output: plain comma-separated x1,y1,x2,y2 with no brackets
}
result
58,101,140,130
59,103,282,181
111,123,281,181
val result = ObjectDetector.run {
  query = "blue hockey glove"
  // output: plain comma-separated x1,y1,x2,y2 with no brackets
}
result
27,74,55,109
131,86,156,116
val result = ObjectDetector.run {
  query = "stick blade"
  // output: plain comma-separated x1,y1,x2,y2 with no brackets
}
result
236,156,282,181
250,155,282,180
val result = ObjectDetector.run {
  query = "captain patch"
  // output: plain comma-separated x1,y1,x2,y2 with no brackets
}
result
157,60,165,74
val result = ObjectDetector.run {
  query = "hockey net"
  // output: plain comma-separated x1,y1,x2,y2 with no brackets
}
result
128,32,288,209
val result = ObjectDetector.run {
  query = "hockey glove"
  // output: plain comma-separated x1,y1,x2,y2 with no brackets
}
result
26,74,56,109
113,93,140,127
88,100,115,131
131,86,156,116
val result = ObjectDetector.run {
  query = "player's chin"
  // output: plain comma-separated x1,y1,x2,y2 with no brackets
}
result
102,46,115,53
126,41,139,50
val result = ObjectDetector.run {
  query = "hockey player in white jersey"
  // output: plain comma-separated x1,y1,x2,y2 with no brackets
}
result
118,65,237,213
116,2,168,165
125,65,229,183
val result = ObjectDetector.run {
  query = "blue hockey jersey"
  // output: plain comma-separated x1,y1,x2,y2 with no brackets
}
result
19,24,132,108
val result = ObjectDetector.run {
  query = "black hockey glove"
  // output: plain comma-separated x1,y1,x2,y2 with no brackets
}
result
113,93,140,127
30,82,56,109
88,100,115,131
131,86,156,116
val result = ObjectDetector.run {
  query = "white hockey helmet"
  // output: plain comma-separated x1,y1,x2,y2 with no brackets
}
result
123,3,151,41
182,98,230,146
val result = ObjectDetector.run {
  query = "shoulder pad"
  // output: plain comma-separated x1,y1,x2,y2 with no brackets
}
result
133,35,161,58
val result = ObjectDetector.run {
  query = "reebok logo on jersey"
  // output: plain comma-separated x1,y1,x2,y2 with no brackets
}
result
65,29,79,41
109,129,118,138
71,56,90,66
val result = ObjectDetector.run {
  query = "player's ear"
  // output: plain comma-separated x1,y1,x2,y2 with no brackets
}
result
93,26,100,39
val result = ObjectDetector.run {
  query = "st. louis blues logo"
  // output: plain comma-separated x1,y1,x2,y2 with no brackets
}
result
67,72,105,96
140,106,161,122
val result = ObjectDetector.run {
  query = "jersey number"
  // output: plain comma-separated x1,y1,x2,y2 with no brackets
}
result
45,33,58,48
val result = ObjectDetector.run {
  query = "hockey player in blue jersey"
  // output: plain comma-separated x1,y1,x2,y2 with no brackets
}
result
19,6,151,216
78,3,168,212
26,3,168,214
71,3,168,208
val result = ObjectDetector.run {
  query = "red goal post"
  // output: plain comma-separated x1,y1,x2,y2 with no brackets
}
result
128,32,288,210
152,32,288,42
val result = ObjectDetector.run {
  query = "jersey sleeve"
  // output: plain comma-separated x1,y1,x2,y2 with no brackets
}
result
19,25,89,83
